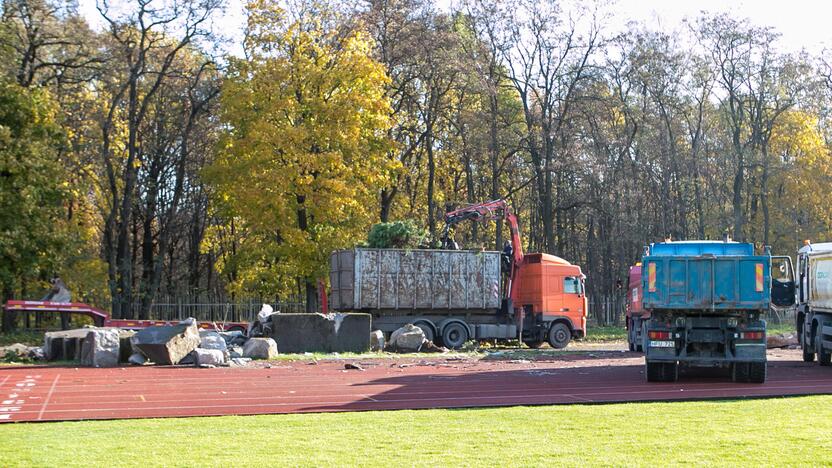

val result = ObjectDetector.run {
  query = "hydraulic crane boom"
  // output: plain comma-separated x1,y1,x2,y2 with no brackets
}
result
442,200,525,303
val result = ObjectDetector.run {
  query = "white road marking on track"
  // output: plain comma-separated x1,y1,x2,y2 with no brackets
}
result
38,374,60,421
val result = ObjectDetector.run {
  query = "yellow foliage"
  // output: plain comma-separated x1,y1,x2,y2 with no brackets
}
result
203,4,397,296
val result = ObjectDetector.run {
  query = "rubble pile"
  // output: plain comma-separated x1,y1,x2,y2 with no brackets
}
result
384,324,448,353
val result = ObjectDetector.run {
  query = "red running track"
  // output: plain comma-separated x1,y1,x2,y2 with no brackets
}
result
1,356,831,423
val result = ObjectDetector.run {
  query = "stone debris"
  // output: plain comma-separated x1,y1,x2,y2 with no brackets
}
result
385,324,448,353
344,362,365,371
193,348,226,367
0,343,43,361
229,357,252,367
128,353,147,365
370,330,385,352
767,333,799,349
243,337,278,360
386,324,427,352
219,331,247,347
228,345,244,359
44,328,93,361
80,328,120,368
131,318,201,365
199,331,228,352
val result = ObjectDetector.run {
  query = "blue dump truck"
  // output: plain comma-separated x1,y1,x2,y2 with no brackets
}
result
642,240,795,383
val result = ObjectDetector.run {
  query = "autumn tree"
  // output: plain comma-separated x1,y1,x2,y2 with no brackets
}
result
204,1,396,310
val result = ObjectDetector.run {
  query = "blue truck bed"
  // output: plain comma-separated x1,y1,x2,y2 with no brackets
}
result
642,241,770,312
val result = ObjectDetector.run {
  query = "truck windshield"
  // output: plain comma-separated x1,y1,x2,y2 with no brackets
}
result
564,276,582,294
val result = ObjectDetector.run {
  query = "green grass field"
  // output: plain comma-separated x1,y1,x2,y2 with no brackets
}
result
0,396,830,466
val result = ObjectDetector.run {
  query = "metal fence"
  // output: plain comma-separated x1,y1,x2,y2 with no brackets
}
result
126,295,307,322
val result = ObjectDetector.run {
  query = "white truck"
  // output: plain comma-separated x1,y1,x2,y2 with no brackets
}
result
797,241,832,365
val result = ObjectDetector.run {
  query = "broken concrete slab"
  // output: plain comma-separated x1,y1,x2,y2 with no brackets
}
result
128,353,147,365
387,324,427,352
370,330,385,352
243,337,278,359
44,328,92,361
268,313,371,353
131,320,201,365
199,331,228,352
219,331,247,347
767,333,798,349
0,343,43,360
193,348,226,367
119,330,136,363
80,328,120,368
228,345,244,359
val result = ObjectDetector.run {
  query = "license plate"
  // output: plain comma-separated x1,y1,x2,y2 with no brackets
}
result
649,340,675,348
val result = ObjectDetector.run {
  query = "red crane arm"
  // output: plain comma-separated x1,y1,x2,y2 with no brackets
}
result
443,199,524,263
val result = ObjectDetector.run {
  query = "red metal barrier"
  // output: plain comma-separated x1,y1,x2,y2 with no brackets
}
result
3,300,248,331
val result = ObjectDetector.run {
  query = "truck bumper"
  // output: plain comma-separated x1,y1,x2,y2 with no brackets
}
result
645,316,767,366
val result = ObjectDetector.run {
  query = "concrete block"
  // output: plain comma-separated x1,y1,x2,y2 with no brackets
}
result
80,329,120,368
268,313,371,353
44,328,91,361
131,320,200,365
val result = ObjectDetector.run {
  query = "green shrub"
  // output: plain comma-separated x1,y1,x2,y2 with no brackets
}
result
367,220,427,248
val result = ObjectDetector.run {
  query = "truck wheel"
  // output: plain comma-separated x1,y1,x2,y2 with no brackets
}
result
524,340,544,349
748,362,766,383
413,321,435,344
802,342,815,363
441,322,469,350
547,323,571,349
646,361,666,382
665,362,679,382
817,333,831,366
732,362,750,383
638,321,647,352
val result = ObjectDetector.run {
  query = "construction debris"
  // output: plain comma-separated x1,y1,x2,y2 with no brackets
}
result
344,362,365,371
199,331,228,352
243,337,278,359
128,353,147,365
0,343,43,361
193,348,226,367
131,318,201,365
386,324,429,352
370,330,385,351
80,328,120,368
44,328,92,361
767,333,799,349
269,313,371,353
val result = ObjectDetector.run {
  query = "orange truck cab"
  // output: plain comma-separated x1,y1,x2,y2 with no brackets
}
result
514,253,588,348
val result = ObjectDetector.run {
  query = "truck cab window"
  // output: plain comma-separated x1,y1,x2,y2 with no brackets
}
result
564,276,582,294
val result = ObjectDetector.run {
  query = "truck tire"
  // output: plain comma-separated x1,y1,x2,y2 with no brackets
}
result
646,361,676,382
413,321,435,344
748,362,766,383
524,340,544,349
665,362,679,382
646,361,663,382
802,341,815,363
732,362,750,383
441,322,469,350
817,333,831,366
547,322,571,349
638,321,647,352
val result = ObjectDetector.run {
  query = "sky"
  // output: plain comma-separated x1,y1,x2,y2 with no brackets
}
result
77,0,832,55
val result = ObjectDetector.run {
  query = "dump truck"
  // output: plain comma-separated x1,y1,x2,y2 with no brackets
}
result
625,263,647,352
796,241,832,366
642,240,794,383
328,200,587,349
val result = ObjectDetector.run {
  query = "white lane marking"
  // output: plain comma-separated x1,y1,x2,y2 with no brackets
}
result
38,375,60,421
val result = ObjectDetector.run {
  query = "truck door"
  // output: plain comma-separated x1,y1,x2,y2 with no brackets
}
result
771,256,796,307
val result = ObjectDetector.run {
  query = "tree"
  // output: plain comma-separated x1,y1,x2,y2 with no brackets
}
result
0,81,68,330
204,1,396,310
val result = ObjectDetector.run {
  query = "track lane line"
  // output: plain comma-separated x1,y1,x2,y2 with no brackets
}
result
37,374,60,421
